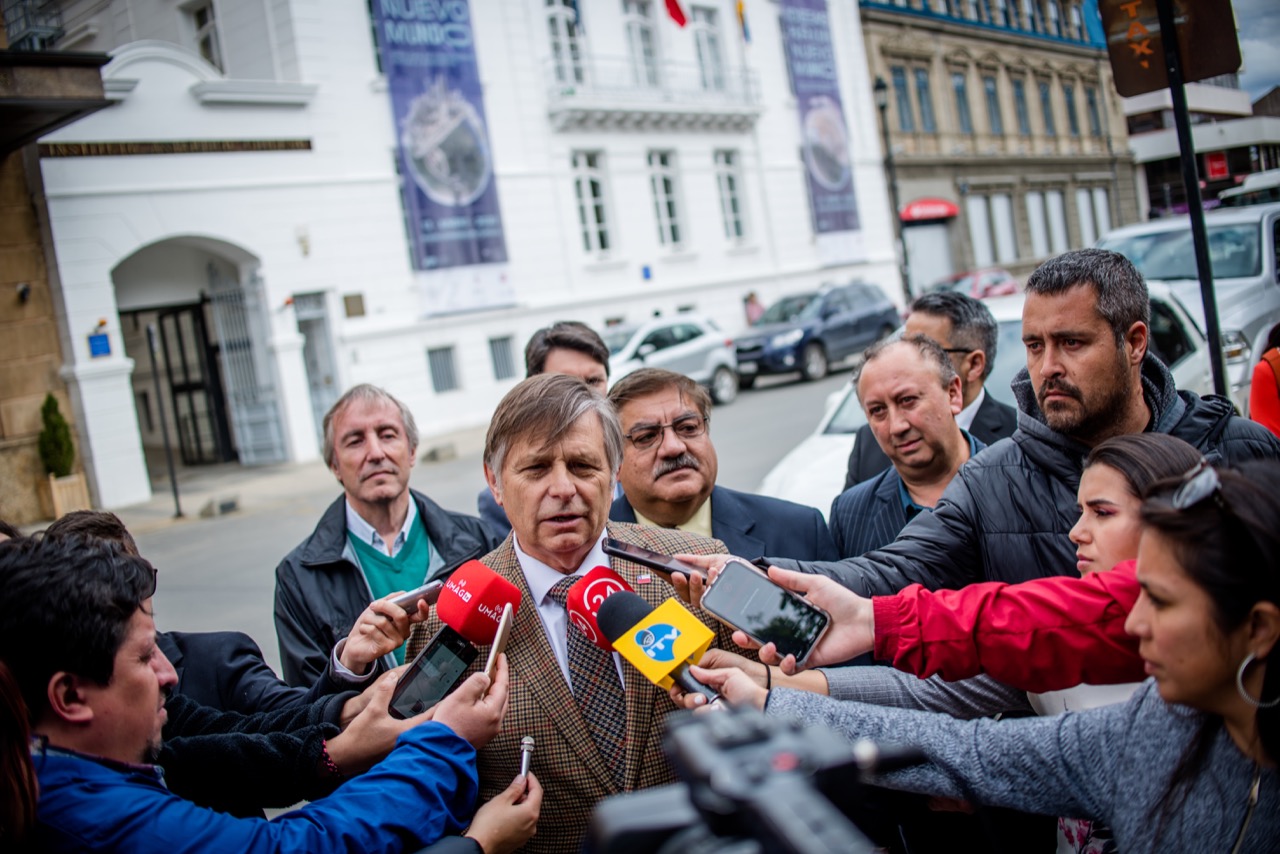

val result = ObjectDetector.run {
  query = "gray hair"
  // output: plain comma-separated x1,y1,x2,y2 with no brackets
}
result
853,334,958,395
909,291,999,379
484,373,623,487
1024,249,1149,345
322,384,419,468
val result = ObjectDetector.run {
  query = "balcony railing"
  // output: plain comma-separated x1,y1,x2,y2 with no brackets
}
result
545,55,761,132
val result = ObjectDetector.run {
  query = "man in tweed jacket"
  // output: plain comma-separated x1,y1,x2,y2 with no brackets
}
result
408,374,733,854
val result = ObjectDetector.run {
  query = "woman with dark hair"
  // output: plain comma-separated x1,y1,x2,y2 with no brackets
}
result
688,460,1280,851
0,659,38,850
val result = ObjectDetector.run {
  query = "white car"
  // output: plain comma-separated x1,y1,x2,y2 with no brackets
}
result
758,284,1211,517
603,314,740,405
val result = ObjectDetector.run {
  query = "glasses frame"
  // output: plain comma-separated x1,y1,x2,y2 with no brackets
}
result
623,414,708,451
1171,460,1227,512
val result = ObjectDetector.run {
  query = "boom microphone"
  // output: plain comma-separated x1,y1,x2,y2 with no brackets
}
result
597,591,720,704
436,560,523,645
566,566,634,650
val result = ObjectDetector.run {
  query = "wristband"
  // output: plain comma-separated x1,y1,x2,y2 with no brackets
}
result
763,664,772,690
320,739,344,779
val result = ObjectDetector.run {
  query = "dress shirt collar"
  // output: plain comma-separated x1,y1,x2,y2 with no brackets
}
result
632,495,713,539
956,386,985,431
344,495,418,557
515,531,612,606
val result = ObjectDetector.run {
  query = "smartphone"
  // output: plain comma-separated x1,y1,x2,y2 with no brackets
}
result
389,580,444,613
699,558,830,666
602,538,709,581
483,603,514,682
388,625,477,720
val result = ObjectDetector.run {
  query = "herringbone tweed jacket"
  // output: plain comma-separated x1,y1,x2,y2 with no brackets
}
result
406,521,733,854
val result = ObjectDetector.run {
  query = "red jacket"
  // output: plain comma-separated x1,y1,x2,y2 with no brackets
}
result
872,560,1144,693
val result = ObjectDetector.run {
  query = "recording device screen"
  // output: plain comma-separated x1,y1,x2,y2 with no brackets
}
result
700,559,829,664
388,625,477,720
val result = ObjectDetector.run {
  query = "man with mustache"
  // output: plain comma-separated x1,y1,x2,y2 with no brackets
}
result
694,249,1280,596
274,384,499,687
608,368,837,561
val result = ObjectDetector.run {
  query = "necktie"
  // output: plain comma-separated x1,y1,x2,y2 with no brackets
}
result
548,575,627,787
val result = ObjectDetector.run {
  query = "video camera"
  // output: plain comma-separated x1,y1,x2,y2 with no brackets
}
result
586,705,922,854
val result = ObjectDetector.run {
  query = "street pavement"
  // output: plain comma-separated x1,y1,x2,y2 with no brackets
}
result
127,370,852,675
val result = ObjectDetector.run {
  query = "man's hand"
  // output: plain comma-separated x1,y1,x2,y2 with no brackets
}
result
668,569,709,608
668,665,768,711
696,648,769,687
731,566,876,674
433,654,510,749
466,772,544,854
338,596,431,674
327,667,427,774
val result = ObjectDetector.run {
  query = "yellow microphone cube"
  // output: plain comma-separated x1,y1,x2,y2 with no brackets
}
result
613,598,715,689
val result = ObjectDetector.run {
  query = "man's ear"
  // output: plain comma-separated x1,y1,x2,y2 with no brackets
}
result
947,375,964,416
1125,321,1148,366
964,350,987,388
46,672,95,724
484,462,503,508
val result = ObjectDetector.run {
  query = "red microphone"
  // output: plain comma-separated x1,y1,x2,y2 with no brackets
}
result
436,560,523,645
566,566,634,651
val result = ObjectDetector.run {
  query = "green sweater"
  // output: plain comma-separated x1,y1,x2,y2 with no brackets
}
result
347,516,436,664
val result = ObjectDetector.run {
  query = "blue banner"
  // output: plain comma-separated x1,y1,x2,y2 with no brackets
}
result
778,0,860,235
372,0,507,270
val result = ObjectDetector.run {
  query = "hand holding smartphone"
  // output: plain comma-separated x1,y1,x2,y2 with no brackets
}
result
602,538,709,581
387,626,477,720
389,580,444,613
698,558,831,666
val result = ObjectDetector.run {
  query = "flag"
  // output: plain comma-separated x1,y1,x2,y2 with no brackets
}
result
665,0,687,27
737,0,750,42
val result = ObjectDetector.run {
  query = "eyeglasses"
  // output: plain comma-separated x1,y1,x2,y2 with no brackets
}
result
942,348,974,355
1171,460,1228,512
143,564,158,598
624,415,707,451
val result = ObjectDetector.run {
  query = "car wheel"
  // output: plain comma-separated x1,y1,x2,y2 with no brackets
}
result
800,343,828,381
710,366,738,405
739,374,757,390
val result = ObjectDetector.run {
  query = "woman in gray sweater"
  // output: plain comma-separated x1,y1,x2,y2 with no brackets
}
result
680,460,1280,852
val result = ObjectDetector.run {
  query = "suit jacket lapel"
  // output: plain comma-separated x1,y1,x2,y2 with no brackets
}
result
708,486,765,559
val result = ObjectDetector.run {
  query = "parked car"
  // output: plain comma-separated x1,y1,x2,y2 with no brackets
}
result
1097,201,1280,415
732,282,900,387
757,284,1212,516
604,314,739,405
925,267,1021,300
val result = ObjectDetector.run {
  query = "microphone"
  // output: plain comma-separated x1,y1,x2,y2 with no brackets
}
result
566,566,634,650
436,560,523,645
596,591,720,704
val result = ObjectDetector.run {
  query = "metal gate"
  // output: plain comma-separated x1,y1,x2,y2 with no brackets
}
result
293,291,340,445
207,267,287,465
153,302,236,465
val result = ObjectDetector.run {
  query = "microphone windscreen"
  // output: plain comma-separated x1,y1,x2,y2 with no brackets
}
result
596,591,656,646
566,566,633,650
436,560,523,645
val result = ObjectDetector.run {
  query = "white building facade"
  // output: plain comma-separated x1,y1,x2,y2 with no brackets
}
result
36,0,896,509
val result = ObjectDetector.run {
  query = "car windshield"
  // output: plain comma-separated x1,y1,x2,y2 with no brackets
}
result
602,327,637,356
1098,223,1262,280
823,386,869,434
758,294,818,324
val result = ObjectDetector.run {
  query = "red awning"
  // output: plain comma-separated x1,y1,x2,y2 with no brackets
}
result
901,198,959,222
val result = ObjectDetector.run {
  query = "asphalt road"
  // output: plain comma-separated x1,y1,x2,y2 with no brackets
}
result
140,368,852,674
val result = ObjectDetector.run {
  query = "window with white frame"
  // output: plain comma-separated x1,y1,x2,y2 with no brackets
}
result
714,150,747,241
427,346,459,393
189,1,223,71
691,6,725,92
1026,189,1069,257
546,0,584,86
624,0,659,88
952,71,974,134
1076,187,1111,245
966,193,1017,266
572,151,611,253
648,150,683,247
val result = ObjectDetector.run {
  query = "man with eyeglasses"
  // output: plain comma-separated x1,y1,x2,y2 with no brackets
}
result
607,368,837,562
845,291,1017,489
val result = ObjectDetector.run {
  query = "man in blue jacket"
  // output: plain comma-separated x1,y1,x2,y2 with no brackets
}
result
0,534,507,853
608,368,838,562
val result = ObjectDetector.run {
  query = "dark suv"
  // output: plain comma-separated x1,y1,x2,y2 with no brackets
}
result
733,282,899,386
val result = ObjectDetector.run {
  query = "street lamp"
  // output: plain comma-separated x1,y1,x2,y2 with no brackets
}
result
874,75,912,305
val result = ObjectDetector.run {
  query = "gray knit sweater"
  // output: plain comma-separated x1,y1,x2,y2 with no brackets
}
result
767,680,1279,852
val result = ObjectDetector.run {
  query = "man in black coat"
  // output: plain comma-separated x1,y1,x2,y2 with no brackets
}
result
608,368,838,562
700,250,1280,596
275,384,498,687
845,291,1017,488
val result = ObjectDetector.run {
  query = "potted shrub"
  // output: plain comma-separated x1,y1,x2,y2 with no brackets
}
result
37,394,91,519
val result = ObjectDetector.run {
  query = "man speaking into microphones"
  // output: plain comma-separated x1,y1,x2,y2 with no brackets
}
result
407,374,736,854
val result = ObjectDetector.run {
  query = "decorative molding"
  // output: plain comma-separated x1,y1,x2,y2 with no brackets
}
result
39,139,313,157
189,80,318,107
103,78,139,101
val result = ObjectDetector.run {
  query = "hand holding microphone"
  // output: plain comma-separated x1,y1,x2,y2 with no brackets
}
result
595,590,721,705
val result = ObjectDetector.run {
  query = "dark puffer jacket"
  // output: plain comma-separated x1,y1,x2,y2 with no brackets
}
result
771,354,1280,596
274,490,498,687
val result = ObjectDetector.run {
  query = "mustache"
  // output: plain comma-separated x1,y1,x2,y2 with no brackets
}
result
1038,378,1083,405
655,453,701,477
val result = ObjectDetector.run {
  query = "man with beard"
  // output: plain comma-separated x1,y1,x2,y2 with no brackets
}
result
689,249,1280,596
608,368,837,561
275,384,498,687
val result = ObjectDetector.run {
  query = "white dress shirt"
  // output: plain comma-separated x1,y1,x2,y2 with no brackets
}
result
344,497,419,558
956,386,985,432
513,533,626,690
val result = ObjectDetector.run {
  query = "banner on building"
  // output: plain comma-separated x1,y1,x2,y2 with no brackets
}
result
372,0,508,271
778,0,860,237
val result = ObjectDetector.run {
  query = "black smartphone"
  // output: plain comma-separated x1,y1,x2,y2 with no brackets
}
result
699,558,830,666
388,625,477,720
602,537,709,580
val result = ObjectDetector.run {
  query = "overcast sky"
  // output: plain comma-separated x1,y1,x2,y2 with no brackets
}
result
1235,0,1280,100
